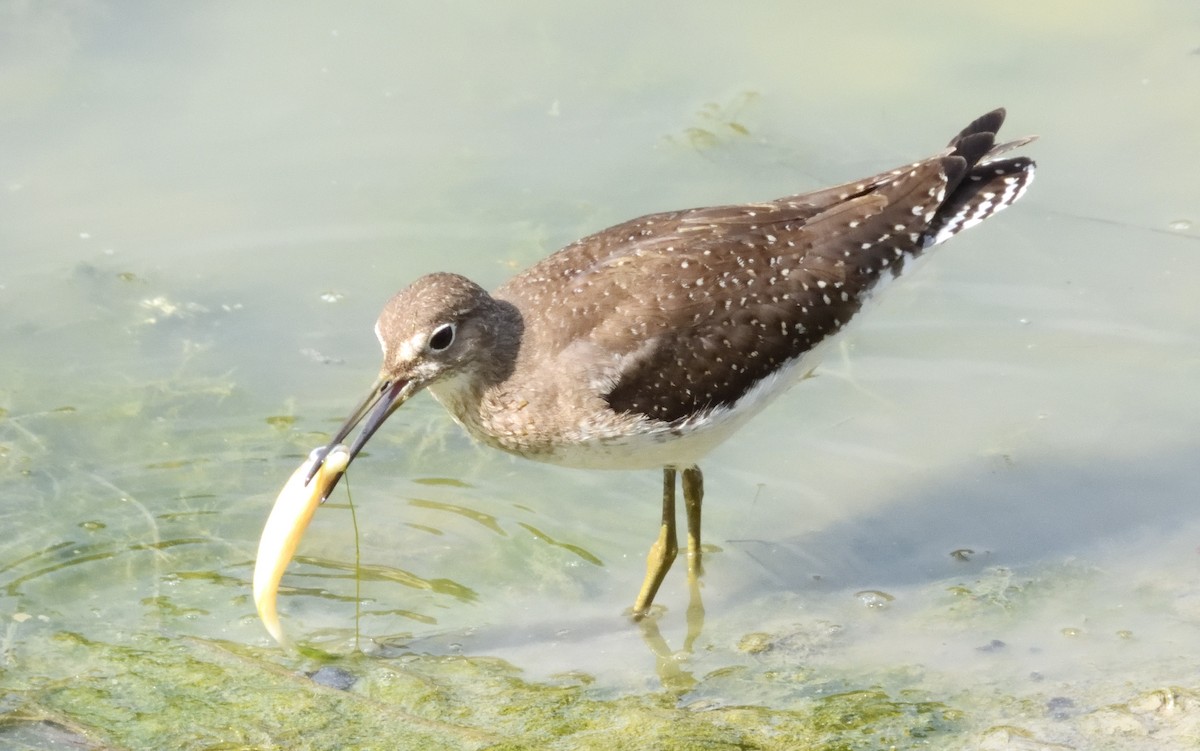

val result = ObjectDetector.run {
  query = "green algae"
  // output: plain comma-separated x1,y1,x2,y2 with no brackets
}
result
5,541,1195,750
665,91,761,153
7,633,492,751
1,631,965,751
516,523,604,567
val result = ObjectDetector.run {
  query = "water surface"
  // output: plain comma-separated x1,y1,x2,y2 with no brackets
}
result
2,2,1199,748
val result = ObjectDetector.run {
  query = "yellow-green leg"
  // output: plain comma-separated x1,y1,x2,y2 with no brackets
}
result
682,466,703,577
681,465,705,643
633,467,679,619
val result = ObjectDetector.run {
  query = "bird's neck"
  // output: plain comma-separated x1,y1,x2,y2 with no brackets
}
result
477,297,523,387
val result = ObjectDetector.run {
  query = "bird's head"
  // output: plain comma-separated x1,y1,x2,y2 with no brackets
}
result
304,272,517,497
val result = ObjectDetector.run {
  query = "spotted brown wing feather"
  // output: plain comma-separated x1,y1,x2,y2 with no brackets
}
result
495,191,858,342
602,161,945,423
597,108,1036,424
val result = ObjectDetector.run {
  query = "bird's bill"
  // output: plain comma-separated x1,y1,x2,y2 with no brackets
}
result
306,376,417,499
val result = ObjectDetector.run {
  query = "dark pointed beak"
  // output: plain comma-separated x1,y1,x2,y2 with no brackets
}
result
305,375,416,500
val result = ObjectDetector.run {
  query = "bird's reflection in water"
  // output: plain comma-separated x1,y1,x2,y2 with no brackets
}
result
636,570,706,693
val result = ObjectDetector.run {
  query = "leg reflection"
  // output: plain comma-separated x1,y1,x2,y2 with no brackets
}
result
636,562,706,692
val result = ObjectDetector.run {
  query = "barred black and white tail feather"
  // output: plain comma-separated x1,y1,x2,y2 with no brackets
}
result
922,108,1037,248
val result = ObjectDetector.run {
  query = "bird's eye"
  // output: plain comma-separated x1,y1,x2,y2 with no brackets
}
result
428,323,456,352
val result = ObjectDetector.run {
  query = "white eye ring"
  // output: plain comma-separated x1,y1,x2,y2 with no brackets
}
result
428,322,456,352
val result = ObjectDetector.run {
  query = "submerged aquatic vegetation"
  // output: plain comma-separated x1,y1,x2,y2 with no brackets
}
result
2,631,967,751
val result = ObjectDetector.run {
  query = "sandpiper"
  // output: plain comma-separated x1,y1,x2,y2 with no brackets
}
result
306,108,1035,618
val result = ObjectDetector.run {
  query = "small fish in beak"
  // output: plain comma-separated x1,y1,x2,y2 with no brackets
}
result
253,444,351,644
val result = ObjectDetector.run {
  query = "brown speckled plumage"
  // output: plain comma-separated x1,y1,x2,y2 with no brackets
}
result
313,108,1036,617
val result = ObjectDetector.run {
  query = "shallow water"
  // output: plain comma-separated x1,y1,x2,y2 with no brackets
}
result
2,1,1200,748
